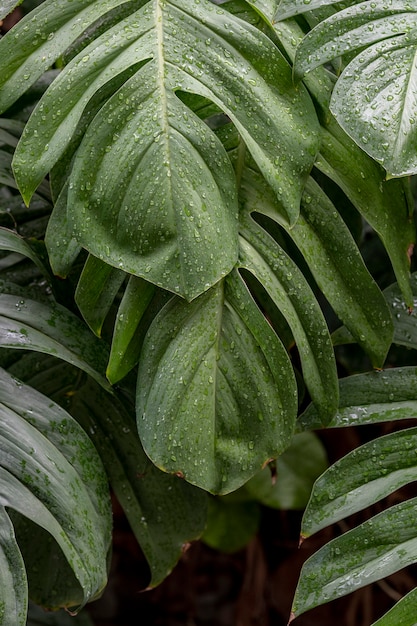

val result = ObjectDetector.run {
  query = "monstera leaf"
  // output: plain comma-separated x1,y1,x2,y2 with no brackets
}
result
276,0,417,177
0,0,320,300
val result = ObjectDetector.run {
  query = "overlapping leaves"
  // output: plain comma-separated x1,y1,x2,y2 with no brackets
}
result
1,0,320,300
276,0,417,176
292,274,417,624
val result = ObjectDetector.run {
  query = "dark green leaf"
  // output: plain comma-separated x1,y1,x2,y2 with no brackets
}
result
238,212,338,423
0,507,27,626
0,368,111,613
293,497,417,617
301,426,417,537
244,432,328,510
137,272,297,494
0,290,111,390
75,255,126,337
202,497,260,553
298,366,417,431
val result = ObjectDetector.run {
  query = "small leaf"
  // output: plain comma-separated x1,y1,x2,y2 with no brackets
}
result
244,432,328,510
298,366,417,431
301,426,417,537
107,276,156,384
202,497,260,553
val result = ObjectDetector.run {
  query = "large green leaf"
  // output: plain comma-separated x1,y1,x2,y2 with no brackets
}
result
291,0,417,176
316,118,415,307
240,167,394,368
292,497,417,618
137,271,297,494
0,367,111,617
10,0,319,298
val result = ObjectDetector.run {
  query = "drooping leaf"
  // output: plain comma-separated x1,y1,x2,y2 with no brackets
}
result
10,354,207,588
0,289,111,390
238,211,338,424
0,368,112,614
0,506,27,626
107,276,156,384
298,366,417,431
10,0,320,298
292,497,417,617
292,1,417,176
316,117,415,307
240,167,394,368
137,272,297,495
301,426,417,537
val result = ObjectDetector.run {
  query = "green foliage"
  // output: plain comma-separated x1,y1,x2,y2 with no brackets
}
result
0,0,416,624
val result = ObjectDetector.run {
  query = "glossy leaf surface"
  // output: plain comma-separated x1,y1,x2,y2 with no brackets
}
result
292,0,417,176
137,273,297,494
10,0,319,298
15,355,208,588
0,289,110,390
301,426,417,537
298,366,417,431
0,367,111,615
293,497,417,617
238,212,338,423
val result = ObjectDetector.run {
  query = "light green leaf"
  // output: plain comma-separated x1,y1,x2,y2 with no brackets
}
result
0,0,136,113
301,426,417,537
275,0,345,21
238,212,338,423
137,272,297,495
0,0,22,21
298,366,417,431
244,432,328,510
75,255,126,337
0,290,111,390
292,497,417,617
0,507,27,626
0,368,111,613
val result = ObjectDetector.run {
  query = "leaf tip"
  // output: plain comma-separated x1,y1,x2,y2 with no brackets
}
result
287,611,296,624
